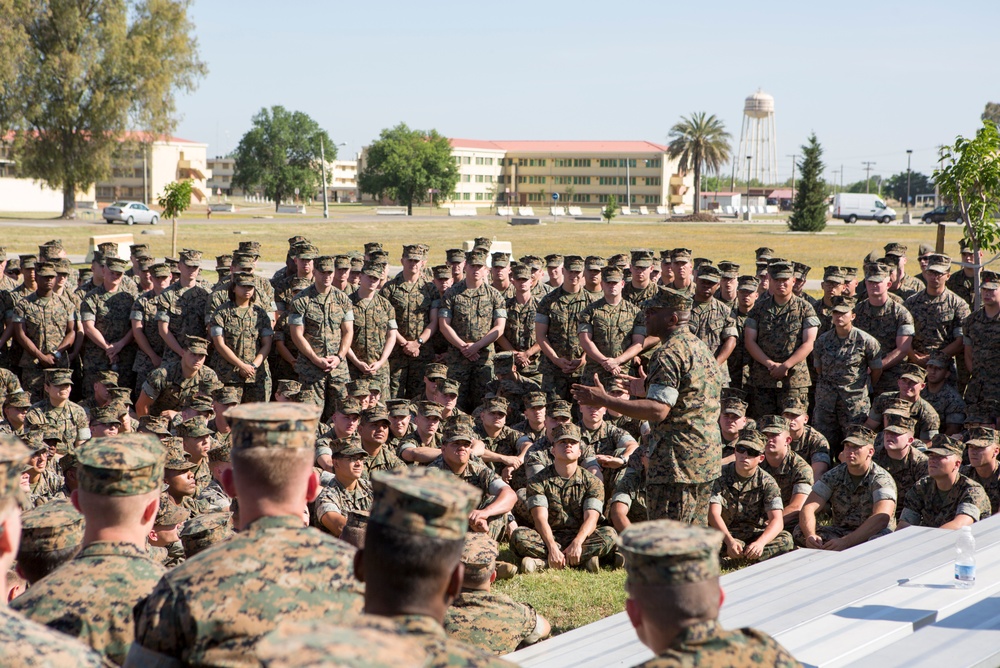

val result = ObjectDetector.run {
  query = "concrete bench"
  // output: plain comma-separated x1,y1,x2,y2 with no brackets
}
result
567,206,584,216
620,206,632,215
673,206,689,215
448,207,477,217
376,206,408,216
638,206,649,215
209,203,236,213
655,206,668,215
549,206,566,216
518,206,535,216
87,234,135,263
510,217,540,226
276,204,306,214
496,206,513,216
461,240,513,263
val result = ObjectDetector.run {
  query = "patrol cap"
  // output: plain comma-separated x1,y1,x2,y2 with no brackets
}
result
692,257,711,271
696,264,721,284
77,433,166,496
19,254,38,269
768,261,795,279
619,520,723,587
553,423,582,443
327,254,349,270
177,417,213,439
185,335,210,356
473,237,492,251
350,256,365,271
35,262,57,278
314,256,336,272
165,257,180,272
165,446,197,472
19,499,84,552
466,249,489,266
926,254,952,273
642,286,693,311
520,255,544,270
492,351,515,374
255,620,429,668
755,247,774,261
386,399,412,417
155,497,190,526
966,426,998,448
793,262,811,280
510,264,532,280
149,263,171,278
545,254,564,268
416,401,444,418
97,241,118,255
601,265,624,282
883,412,916,435
335,397,362,416
882,397,913,418
755,261,769,275
607,253,629,268
462,532,499,575
898,363,927,383
23,431,48,456
43,368,73,386
370,467,481,541
361,405,390,424
524,392,548,408
346,379,370,398
90,405,121,426
780,396,809,417
232,272,255,287
490,252,510,267
225,403,322,451
138,414,172,437
720,397,748,417
446,248,466,264
215,254,233,269
104,257,128,273
737,275,759,292
179,249,203,267
400,244,424,261
364,241,384,255
288,235,309,247
330,438,367,458
547,400,573,419
237,240,261,256
717,261,740,279
431,264,450,280
54,258,74,274
759,415,790,435
842,424,877,448
442,420,475,444
435,378,460,396
914,242,933,259
212,386,241,405
180,512,234,558
585,255,607,271
841,266,857,279
481,396,509,415
360,261,384,278
865,262,891,282
830,295,856,313
925,433,965,458
735,429,766,455
926,352,950,369
823,265,845,284
982,271,1000,289
883,242,908,258
5,391,32,409
564,255,585,272
630,249,654,268
208,439,231,463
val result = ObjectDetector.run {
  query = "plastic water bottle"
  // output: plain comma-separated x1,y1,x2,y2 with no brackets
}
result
955,525,976,588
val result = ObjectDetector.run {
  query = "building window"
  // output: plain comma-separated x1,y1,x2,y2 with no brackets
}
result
454,156,461,165
648,159,662,168
554,159,571,168
572,176,591,185
476,175,484,182
485,157,493,165
573,159,591,168
475,193,483,200
461,174,471,182
572,194,591,203
463,192,471,200
646,176,661,186
461,156,471,165
644,195,660,204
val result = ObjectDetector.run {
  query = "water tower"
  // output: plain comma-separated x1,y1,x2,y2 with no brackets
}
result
732,89,778,188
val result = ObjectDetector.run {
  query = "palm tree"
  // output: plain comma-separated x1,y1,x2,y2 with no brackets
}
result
667,112,732,214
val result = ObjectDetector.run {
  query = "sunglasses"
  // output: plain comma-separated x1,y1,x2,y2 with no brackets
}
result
735,445,762,456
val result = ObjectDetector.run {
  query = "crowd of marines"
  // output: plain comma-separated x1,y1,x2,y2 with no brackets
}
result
0,230,997,666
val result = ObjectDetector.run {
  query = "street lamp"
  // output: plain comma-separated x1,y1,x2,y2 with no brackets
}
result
904,149,913,224
744,155,752,221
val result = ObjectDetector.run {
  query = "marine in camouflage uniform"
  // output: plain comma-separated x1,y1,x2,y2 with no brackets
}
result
499,264,541,381
960,428,1000,514
577,265,646,382
580,411,638,512
535,255,592,401
901,434,992,527
868,378,941,442
382,245,438,400
782,397,833,475
726,275,760,392
854,261,917,395
873,413,928,518
23,368,90,454
128,404,364,667
440,250,507,412
922,352,967,432
609,448,649,527
80,256,136,392
760,435,814,525
962,270,1000,405
688,264,738,386
130,263,171,394
348,262,398,397
745,261,820,420
208,274,274,404
904,254,970,362
140,339,221,416
359,405,407,481
0,367,23,412
618,520,800,668
622,249,660,308
812,295,882,447
11,264,76,399
12,433,168,665
156,250,212,363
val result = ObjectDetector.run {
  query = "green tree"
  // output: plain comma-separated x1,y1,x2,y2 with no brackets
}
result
602,194,618,224
666,112,732,214
882,171,934,205
357,123,458,215
158,179,194,256
845,177,881,195
983,102,1000,126
0,0,206,218
935,121,1000,309
232,106,334,212
788,134,828,232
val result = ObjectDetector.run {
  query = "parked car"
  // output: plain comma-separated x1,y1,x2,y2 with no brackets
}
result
832,193,897,224
922,205,963,224
102,201,159,225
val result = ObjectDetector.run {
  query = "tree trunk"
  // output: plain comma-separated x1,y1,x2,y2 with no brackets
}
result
693,162,702,214
61,181,76,219
407,202,413,216
171,217,178,257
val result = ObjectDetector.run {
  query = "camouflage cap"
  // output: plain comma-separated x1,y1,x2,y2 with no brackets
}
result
926,352,951,369
149,263,171,279
982,271,1000,290
385,399,412,417
43,368,73,386
864,262,891,282
473,237,492,251
350,256,365,271
237,240,261,255
435,377,460,396
768,261,795,279
735,429,766,455
759,415,790,435
211,386,241,406
346,379,370,398
585,255,607,271
629,249,654,268
19,499,84,552
466,249,489,266
492,351,515,374
207,439,231,463
402,244,425,261
370,467,482,541
183,393,215,413
607,253,629,268
359,261,384,278
164,446,197,472
898,363,927,383
670,248,693,263
918,243,935,258
755,247,775,261
793,262,811,280
164,257,179,271
330,438,367,458
138,414,172,437
755,261,769,275
232,272,255,287
882,397,913,418
926,254,952,273
273,380,302,398
446,248,466,264
883,412,917,435
416,401,444,418
90,405,121,426
177,417,213,439
830,295,856,313
185,335,210,356
180,512,234,558
780,396,809,417
966,426,998,448
841,266,857,279
129,243,150,256
619,520,722,586
97,241,118,255
215,254,233,269
717,261,740,279
925,433,965,458
77,433,166,497
737,275,760,292
331,254,351,270
544,254,564,268
4,391,32,409
361,405,390,424
364,241,384,255
547,400,573,419
510,264,532,280
431,264,450,280
883,242,908,258
564,255,585,272
288,235,309,247
720,397,748,417
314,256,336,272
481,396,509,415
54,258,74,274
842,424,877,448
335,396,362,416
35,262,57,278
823,265,846,284
642,286,693,311
442,420,475,444
490,252,510,267
462,532,499,575
255,620,429,668
225,403,322,451
155,497,190,526
553,423,582,443
179,249,203,267
7,257,19,271
23,430,48,456
692,257,711,271
104,257,128,273
696,264,721,284
879,254,901,269
524,391,548,408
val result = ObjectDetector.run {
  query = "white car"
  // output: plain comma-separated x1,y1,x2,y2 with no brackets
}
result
103,201,159,225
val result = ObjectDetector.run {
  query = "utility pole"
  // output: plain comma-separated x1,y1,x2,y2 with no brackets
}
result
320,137,329,219
787,154,797,209
831,167,842,195
862,161,876,194
840,164,844,193
904,149,913,224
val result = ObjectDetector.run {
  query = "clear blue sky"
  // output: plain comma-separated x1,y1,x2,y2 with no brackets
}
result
175,0,998,184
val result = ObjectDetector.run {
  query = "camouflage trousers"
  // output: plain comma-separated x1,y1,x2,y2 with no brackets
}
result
349,362,390,400
297,360,350,422
446,352,494,413
539,359,584,403
812,383,869,451
226,366,271,405
963,373,1000,407
792,523,893,547
20,363,47,401
646,481,712,526
82,347,135,398
748,386,810,422
388,352,430,401
132,350,161,396
509,526,618,563
721,529,795,563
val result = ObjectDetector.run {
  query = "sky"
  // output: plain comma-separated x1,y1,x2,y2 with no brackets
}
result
174,0,999,185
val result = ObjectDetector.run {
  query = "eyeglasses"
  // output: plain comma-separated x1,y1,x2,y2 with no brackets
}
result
735,445,762,456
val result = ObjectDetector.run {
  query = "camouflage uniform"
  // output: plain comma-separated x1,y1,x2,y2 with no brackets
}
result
577,296,644,381
868,393,941,441
623,282,658,308
534,286,591,401
905,288,971,357
196,478,233,514
745,294,820,419
287,284,354,421
689,296,738,386
580,420,638,509
963,305,1000,405
24,396,89,454
727,304,755,392
156,282,211,361
12,291,74,398
441,281,506,412
502,292,540,377
636,620,802,668
0,607,109,667
961,464,1000,515
80,285,136,391
645,325,723,525
428,454,512,541
363,443,407,480
130,289,168,393
923,383,967,431
444,589,540,656
794,461,897,544
209,300,274,403
349,290,397,396
873,445,928,518
900,474,992,527
710,462,793,561
812,325,882,446
141,359,220,416
382,271,438,400
523,433,599,481
313,476,373,532
853,296,916,395
27,464,63,507
510,464,617,562
475,422,523,476
352,614,515,668
790,425,832,470
761,450,814,509
947,270,976,307
609,449,648,523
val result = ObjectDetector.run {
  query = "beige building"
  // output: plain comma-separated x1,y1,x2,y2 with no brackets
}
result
206,156,236,196
94,133,211,206
323,159,359,202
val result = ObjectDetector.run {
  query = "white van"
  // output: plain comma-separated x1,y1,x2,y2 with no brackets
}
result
832,193,897,224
